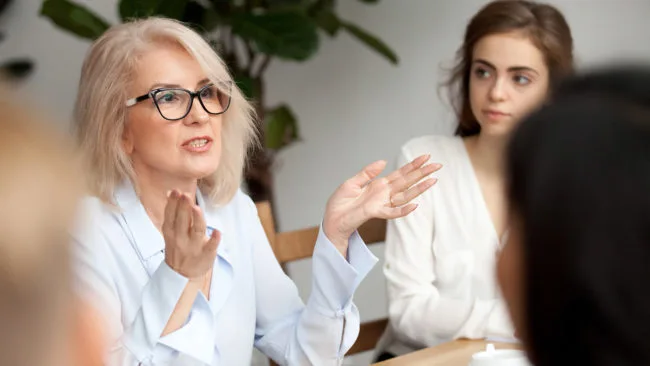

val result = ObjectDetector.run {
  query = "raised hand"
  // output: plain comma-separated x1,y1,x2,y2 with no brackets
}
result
162,190,220,279
323,154,441,253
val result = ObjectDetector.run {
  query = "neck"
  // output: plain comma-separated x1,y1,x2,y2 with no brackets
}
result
464,132,510,177
133,165,198,231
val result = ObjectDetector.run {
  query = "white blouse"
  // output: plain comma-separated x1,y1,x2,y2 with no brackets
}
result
379,135,515,356
72,181,378,366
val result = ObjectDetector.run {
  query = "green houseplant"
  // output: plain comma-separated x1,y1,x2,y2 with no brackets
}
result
40,0,398,207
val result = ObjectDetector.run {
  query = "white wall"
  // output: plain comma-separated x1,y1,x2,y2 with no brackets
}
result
267,2,650,364
2,0,650,365
0,0,118,123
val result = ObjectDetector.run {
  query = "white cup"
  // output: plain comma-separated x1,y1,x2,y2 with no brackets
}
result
468,344,531,366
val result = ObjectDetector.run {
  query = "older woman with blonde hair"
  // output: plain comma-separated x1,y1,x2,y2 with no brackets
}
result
72,17,439,366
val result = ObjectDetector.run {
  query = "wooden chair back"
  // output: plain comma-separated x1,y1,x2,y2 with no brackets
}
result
255,201,389,361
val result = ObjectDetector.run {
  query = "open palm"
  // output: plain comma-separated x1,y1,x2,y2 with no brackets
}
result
323,154,441,249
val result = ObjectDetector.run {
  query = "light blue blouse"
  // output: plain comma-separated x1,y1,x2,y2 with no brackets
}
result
73,182,378,365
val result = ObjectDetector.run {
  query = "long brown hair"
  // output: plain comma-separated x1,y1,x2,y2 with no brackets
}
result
446,0,574,137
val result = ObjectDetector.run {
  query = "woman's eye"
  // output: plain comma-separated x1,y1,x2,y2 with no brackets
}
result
156,91,178,103
200,87,214,98
514,75,531,86
475,68,491,78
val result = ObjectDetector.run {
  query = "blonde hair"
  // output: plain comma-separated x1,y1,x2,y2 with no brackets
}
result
74,17,257,205
0,94,82,366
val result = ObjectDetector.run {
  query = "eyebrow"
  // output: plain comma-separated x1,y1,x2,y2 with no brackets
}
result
473,59,539,75
148,78,211,91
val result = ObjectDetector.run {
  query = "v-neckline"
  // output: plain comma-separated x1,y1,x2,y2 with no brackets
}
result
456,137,509,247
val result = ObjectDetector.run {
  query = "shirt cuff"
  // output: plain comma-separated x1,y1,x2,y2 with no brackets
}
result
123,262,187,357
123,262,214,365
308,225,378,315
157,292,216,365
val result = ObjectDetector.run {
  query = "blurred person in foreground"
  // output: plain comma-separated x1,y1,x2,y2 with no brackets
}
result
0,95,105,366
499,65,650,366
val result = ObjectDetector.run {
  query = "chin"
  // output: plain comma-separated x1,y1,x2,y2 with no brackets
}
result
182,154,221,180
184,163,219,180
194,168,219,180
479,122,517,137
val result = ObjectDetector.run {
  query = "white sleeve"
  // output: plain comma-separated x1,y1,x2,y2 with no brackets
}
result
244,197,378,365
72,206,215,366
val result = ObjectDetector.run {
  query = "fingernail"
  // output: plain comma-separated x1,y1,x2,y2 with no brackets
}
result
166,190,172,197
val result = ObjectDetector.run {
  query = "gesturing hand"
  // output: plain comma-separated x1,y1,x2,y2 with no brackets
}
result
162,190,220,280
323,154,441,253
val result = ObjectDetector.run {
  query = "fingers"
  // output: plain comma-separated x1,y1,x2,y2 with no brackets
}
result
190,205,206,238
163,190,180,233
174,193,192,236
391,162,441,194
164,190,207,244
347,160,387,187
385,203,418,219
390,177,438,207
205,229,221,254
385,154,430,183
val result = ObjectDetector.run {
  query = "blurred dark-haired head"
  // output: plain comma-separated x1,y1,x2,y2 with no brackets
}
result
498,65,650,366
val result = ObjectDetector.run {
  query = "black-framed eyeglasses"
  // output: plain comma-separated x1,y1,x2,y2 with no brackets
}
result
125,82,232,121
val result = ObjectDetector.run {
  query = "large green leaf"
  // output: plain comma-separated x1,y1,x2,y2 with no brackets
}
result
265,104,300,150
201,6,220,31
234,73,258,100
312,9,339,36
119,0,159,21
40,0,110,40
307,0,339,35
208,0,231,18
155,0,188,20
340,20,398,64
120,0,187,21
231,10,319,61
308,0,336,14
266,0,304,5
181,1,210,30
263,0,307,12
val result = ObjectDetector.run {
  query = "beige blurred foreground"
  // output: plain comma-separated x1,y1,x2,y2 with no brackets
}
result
0,92,105,366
